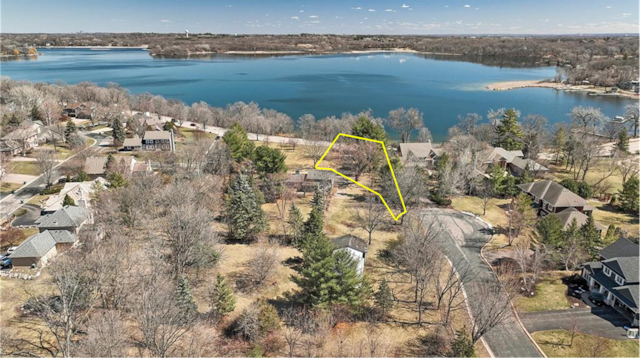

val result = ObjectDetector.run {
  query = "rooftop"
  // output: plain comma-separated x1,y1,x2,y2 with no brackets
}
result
517,180,589,209
143,130,172,140
8,230,77,259
36,206,91,229
332,235,368,253
600,238,639,261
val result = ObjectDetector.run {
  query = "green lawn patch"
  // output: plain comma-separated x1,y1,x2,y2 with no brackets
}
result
515,273,571,312
10,162,40,176
0,182,22,194
589,200,639,239
532,330,639,357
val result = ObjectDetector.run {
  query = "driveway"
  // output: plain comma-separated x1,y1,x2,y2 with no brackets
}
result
520,307,632,340
11,204,42,227
420,208,542,358
2,173,38,184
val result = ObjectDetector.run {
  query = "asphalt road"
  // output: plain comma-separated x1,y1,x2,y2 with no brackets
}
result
521,307,631,340
420,208,542,358
11,204,42,227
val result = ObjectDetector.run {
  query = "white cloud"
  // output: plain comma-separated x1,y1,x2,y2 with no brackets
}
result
352,7,362,10
622,13,631,17
401,4,410,8
226,5,232,7
310,21,320,24
369,9,376,12
309,15,319,18
444,5,449,8
160,19,172,23
605,6,611,9
299,10,304,13
385,9,394,12
464,5,471,8
291,16,299,20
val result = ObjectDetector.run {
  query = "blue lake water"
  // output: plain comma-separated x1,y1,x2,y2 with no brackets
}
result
1,48,632,140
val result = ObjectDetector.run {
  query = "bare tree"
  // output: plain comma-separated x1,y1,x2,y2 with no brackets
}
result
521,114,548,159
132,273,194,358
617,157,639,184
577,334,611,357
35,149,57,187
302,140,328,166
476,180,495,216
433,257,477,325
387,107,424,143
77,310,128,357
245,244,280,289
624,103,639,138
280,307,306,357
469,279,514,344
353,194,387,244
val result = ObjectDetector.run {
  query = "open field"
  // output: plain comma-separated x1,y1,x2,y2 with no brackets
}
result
531,330,639,357
588,200,639,237
0,182,23,194
9,162,41,176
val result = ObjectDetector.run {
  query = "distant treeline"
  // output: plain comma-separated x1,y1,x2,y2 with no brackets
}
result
2,33,639,87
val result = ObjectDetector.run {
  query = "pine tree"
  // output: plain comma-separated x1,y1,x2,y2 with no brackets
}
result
105,153,115,170
176,275,198,318
552,126,567,164
310,186,325,214
449,328,475,357
535,214,564,248
64,121,77,140
580,215,602,260
223,123,255,162
374,278,394,318
287,203,304,247
112,117,125,146
604,224,618,243
227,174,268,240
62,194,76,207
292,231,336,306
209,273,236,318
494,108,524,151
617,130,630,153
253,145,287,175
332,249,365,306
351,115,387,142
618,175,639,215
299,207,324,249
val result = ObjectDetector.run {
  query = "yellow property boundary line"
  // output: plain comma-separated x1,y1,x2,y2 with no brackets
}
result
314,133,407,221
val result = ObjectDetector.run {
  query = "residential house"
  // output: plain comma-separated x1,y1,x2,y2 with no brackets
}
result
582,238,639,326
142,130,175,152
285,169,335,194
483,146,549,177
83,155,152,177
332,235,368,276
41,178,107,214
554,207,606,234
0,139,22,156
1,121,42,156
8,230,77,269
517,180,594,216
133,113,165,131
63,102,96,119
399,142,443,168
122,137,142,151
35,205,93,234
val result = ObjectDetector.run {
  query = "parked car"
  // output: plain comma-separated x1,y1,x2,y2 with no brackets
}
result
190,123,197,127
0,259,11,268
0,255,7,261
7,246,18,255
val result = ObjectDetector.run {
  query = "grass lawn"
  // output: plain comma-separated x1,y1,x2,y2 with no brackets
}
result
532,330,639,357
451,195,517,248
547,160,626,194
515,271,572,312
30,145,72,160
0,182,22,194
588,200,639,238
9,162,40,176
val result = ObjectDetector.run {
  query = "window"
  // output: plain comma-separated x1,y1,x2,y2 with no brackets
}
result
548,204,554,211
603,266,611,276
615,275,625,285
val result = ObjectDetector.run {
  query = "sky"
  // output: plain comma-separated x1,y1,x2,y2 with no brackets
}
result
1,0,638,35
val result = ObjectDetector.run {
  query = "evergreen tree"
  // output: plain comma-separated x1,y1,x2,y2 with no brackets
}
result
604,224,618,243
112,117,125,146
301,207,324,244
552,126,567,164
75,171,90,182
253,145,287,175
310,186,325,214
223,123,255,162
292,231,337,306
580,215,602,260
535,214,564,248
351,115,387,142
618,175,639,215
494,108,524,151
107,172,129,188
332,249,365,306
226,174,268,240
488,164,506,196
209,273,236,318
105,153,116,170
287,203,304,247
449,328,475,357
176,275,198,317
617,130,630,153
64,121,77,140
374,278,394,318
62,194,76,207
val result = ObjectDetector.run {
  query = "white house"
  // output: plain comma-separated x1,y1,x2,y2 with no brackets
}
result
332,235,368,276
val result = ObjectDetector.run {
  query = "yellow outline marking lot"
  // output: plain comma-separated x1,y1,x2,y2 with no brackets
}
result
315,133,407,221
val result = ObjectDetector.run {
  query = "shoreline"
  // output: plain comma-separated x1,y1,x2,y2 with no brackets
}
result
39,45,148,49
486,80,639,99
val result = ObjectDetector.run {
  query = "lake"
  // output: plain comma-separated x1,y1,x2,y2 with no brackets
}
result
1,48,632,140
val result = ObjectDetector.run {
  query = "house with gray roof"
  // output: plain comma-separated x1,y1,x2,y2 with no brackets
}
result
142,130,175,152
582,238,639,326
285,169,336,194
399,142,443,168
482,146,548,177
8,230,77,269
554,207,606,233
35,206,92,234
332,235,368,276
517,180,594,216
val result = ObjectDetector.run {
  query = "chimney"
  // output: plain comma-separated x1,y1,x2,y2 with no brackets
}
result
78,198,87,209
